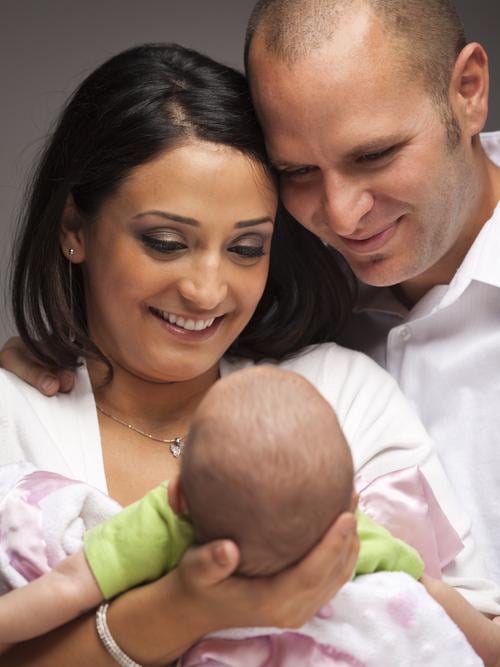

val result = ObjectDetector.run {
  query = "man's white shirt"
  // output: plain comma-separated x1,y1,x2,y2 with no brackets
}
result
341,132,500,583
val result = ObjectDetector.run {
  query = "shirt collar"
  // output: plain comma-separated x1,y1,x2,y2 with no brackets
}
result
449,201,500,290
455,131,500,291
355,284,407,317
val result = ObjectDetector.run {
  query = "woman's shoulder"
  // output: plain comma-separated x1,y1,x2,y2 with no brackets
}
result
277,342,386,375
0,367,49,414
0,364,91,413
223,342,397,404
0,365,102,480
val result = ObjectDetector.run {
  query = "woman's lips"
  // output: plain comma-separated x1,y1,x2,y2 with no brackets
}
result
340,218,401,254
151,309,223,341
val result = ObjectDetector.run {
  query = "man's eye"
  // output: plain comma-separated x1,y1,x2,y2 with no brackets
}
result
141,235,187,253
279,166,316,179
359,147,395,163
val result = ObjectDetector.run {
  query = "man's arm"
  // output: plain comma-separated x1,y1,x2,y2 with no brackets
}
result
422,574,500,667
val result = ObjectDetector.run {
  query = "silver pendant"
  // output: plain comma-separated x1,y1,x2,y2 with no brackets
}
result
170,437,183,458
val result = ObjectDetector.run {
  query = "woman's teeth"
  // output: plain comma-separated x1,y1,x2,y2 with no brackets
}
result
155,309,216,331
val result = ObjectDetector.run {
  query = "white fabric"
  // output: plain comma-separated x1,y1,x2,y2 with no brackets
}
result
0,462,120,592
341,131,500,586
181,572,482,667
1,343,500,613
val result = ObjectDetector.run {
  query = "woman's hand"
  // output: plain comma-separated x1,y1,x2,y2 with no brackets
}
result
0,337,74,395
0,514,357,666
176,511,359,631
107,511,358,665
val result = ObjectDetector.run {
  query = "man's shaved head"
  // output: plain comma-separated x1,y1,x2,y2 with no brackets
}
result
246,0,466,110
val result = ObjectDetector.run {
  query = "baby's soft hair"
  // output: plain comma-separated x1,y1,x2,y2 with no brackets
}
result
181,365,354,576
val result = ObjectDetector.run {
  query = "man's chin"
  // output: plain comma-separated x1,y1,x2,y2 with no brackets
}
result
349,256,407,288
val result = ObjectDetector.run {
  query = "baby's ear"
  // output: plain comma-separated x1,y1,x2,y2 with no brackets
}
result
167,474,189,516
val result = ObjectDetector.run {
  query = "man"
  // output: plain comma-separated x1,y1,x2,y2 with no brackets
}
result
245,0,500,583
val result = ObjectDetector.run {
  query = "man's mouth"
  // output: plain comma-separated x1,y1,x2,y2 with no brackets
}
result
340,218,403,253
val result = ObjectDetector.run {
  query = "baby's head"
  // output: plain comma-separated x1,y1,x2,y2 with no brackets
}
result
176,365,354,576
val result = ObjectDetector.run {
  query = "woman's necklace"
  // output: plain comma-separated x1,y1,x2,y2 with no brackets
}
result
96,404,185,458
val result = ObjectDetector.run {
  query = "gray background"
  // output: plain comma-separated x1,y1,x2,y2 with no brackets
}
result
1,1,499,344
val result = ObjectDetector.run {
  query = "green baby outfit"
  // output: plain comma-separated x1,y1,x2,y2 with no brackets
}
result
84,482,423,599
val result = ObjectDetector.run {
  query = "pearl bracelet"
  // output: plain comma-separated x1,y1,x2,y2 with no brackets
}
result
96,602,143,667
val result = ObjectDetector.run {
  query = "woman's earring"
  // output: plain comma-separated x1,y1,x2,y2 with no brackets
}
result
68,248,75,342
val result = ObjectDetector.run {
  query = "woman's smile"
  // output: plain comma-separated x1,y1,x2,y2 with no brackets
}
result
149,306,224,341
79,140,277,383
150,308,217,331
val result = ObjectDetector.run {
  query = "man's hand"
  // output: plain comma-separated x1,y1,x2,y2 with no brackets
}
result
0,337,75,395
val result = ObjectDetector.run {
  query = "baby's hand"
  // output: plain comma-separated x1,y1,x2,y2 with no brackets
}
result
0,337,75,395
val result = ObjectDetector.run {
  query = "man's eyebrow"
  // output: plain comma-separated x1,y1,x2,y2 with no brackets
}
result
347,136,404,158
269,136,406,169
132,210,274,228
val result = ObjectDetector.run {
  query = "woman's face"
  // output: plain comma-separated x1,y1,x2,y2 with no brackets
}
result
70,141,277,383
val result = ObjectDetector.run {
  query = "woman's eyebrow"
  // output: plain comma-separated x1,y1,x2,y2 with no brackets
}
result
133,211,274,228
234,217,274,228
132,210,198,226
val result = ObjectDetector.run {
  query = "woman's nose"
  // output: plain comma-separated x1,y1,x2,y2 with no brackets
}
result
177,268,228,312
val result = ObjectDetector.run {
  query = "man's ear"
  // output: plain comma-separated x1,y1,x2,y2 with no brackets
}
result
449,42,489,138
59,194,87,264
167,473,189,516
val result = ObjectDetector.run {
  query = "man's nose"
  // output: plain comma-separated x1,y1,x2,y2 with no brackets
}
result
318,172,374,237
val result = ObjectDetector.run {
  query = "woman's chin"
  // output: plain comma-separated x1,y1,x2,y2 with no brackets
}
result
106,356,221,387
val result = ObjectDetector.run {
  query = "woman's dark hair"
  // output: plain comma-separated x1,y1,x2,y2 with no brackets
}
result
12,42,355,371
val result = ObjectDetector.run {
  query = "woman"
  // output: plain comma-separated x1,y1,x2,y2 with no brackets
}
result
0,42,498,665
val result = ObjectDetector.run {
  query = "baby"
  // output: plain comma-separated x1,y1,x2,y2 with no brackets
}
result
0,365,422,641
0,367,497,665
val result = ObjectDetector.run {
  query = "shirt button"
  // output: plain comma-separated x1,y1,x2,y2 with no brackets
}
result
399,326,411,341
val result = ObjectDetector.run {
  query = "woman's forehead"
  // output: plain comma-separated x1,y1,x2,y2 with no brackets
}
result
98,141,277,226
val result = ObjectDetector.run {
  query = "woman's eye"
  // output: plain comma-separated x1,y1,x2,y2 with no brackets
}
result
229,244,265,259
141,235,187,253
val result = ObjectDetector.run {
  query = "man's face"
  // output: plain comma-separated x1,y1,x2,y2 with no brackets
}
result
248,11,477,291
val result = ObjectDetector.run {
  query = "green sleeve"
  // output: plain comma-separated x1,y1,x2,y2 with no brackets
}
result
84,482,194,599
354,510,424,579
